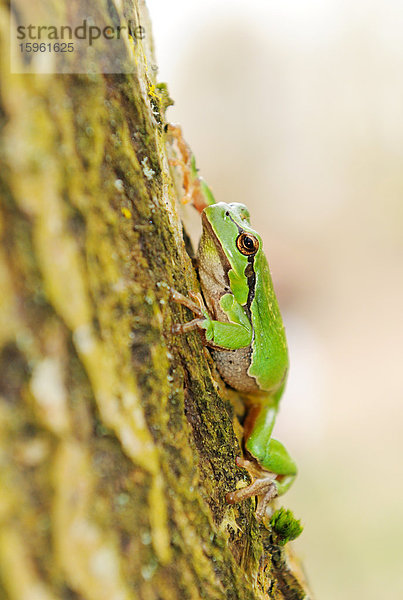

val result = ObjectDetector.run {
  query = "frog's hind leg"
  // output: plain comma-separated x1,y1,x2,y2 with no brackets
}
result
166,124,211,213
226,400,297,520
226,457,279,520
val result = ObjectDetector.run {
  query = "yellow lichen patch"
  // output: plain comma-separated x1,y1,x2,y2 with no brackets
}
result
147,82,160,104
121,207,132,219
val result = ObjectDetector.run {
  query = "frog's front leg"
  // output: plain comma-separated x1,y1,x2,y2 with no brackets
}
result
170,288,206,333
171,289,253,350
226,400,297,520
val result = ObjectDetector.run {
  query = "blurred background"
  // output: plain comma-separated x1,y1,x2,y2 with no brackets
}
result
147,0,403,598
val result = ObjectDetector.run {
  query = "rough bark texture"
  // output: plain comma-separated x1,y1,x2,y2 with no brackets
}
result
0,1,312,598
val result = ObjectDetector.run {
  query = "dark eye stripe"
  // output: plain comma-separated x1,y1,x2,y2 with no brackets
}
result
246,255,256,312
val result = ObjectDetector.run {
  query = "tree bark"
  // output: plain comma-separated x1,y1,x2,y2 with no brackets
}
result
0,1,313,598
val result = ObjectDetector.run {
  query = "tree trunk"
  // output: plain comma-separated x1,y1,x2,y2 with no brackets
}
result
0,1,313,598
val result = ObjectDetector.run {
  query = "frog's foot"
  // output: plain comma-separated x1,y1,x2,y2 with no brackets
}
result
226,457,279,521
166,124,209,213
170,288,207,334
166,124,192,165
170,288,205,316
168,158,196,206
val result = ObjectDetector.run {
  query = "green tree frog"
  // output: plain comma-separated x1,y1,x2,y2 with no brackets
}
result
168,126,297,520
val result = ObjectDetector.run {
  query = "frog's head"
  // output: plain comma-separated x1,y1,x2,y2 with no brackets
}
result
199,202,264,306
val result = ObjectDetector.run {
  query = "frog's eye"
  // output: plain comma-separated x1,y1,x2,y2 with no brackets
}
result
236,232,259,256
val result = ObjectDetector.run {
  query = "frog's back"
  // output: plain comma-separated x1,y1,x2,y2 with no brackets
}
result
247,256,288,392
197,201,288,396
